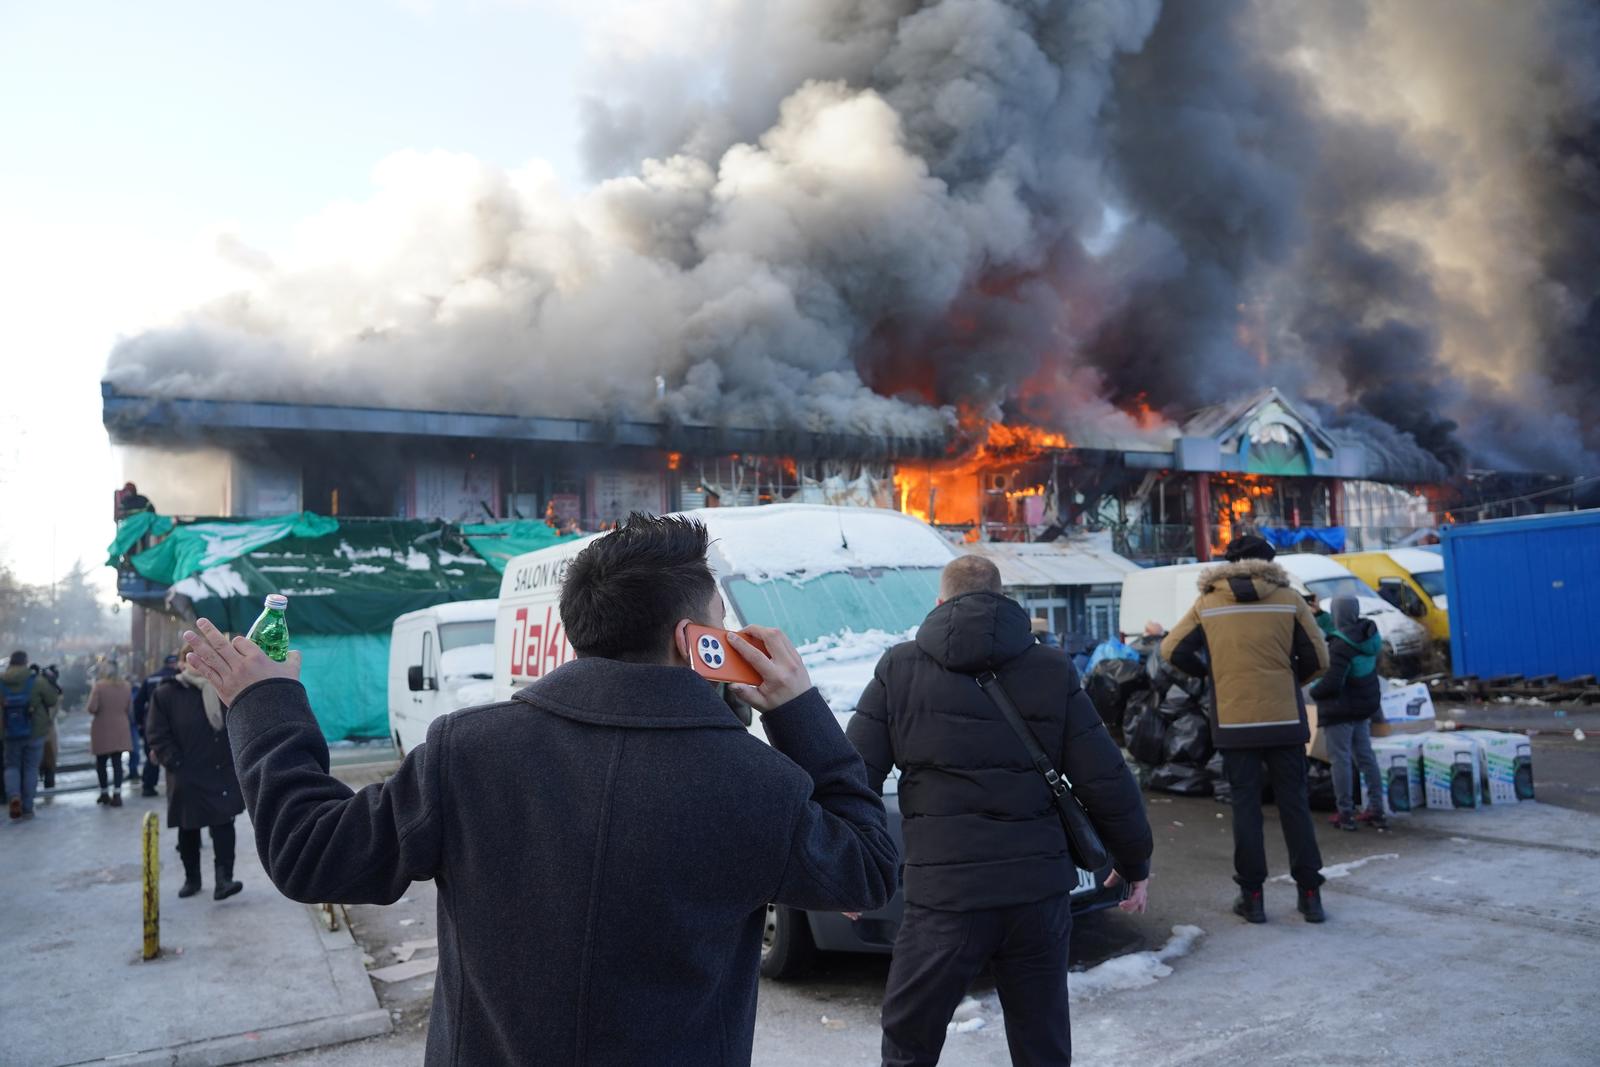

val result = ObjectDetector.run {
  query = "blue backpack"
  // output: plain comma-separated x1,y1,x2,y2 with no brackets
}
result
3,675,36,739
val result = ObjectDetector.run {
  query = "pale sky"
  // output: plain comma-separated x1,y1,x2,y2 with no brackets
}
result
0,0,600,591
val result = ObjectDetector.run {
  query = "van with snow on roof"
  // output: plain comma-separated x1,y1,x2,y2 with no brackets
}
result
491,504,1127,978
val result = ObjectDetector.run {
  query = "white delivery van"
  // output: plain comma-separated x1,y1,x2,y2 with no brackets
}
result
492,504,1126,978
1120,555,1429,667
1274,554,1429,666
387,599,498,756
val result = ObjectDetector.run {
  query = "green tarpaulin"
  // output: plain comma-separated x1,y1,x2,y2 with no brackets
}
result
295,632,393,742
128,512,340,585
462,520,569,572
105,513,175,565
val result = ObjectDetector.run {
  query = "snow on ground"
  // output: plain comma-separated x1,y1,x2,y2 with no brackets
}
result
1270,853,1399,884
944,925,1206,1037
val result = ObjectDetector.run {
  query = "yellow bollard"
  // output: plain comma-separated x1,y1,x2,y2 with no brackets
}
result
142,811,160,960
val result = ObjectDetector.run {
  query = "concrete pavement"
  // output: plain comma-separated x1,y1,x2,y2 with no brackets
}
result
1,712,389,1067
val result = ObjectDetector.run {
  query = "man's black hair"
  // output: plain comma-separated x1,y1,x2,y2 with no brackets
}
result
560,513,718,663
8,650,27,667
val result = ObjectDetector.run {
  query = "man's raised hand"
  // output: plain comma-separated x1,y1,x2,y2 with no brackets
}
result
182,617,301,706
725,626,812,714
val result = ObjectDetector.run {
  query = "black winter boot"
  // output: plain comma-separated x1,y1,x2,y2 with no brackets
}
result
1233,888,1266,924
1298,886,1327,923
178,852,203,899
213,861,243,901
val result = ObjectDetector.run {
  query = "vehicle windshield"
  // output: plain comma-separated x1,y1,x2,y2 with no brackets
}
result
1306,576,1382,603
723,567,943,647
439,620,496,651
1411,569,1447,598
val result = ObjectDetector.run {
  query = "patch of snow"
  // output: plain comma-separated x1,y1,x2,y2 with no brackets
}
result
404,547,433,571
293,587,337,596
438,551,488,566
1068,925,1205,1002
800,628,913,715
347,563,386,575
257,565,311,573
1273,853,1399,884
949,1017,986,1033
170,564,254,600
336,541,398,561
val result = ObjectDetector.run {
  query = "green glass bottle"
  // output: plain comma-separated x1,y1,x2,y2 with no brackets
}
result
247,593,290,662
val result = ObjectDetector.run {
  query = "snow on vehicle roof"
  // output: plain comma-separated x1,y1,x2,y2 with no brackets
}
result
688,504,956,582
394,598,498,626
1387,547,1443,574
1275,554,1360,580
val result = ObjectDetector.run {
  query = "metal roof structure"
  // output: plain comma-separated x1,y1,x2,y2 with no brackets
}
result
100,383,948,459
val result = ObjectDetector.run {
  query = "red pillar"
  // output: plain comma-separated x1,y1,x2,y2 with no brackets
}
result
1193,474,1213,562
1328,478,1344,527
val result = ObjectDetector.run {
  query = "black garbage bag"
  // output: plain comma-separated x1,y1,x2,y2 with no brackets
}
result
1146,762,1214,796
1306,758,1336,811
1161,710,1214,766
1085,657,1153,737
1207,751,1231,804
1123,690,1167,766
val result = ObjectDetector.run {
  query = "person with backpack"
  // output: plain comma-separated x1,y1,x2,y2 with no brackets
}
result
847,555,1153,1066
4,651,62,819
1310,596,1388,831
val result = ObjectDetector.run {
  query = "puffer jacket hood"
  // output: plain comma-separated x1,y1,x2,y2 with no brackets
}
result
1196,558,1295,599
1334,617,1382,656
915,592,1035,673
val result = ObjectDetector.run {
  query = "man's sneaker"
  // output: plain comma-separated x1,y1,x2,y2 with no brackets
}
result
109,793,123,808
1298,887,1326,923
7,797,21,819
142,787,159,798
96,792,110,805
1233,889,1267,924
1334,812,1359,832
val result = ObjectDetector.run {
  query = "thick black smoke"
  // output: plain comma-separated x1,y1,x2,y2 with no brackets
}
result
104,0,1599,475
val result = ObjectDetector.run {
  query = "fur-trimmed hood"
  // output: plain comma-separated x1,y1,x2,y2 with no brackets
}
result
1197,558,1293,594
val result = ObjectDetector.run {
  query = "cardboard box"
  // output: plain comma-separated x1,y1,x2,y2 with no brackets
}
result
1367,735,1425,814
1380,681,1436,727
1421,732,1482,809
1457,730,1535,803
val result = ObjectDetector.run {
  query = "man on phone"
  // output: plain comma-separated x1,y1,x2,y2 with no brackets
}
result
185,513,896,1067
847,555,1153,1066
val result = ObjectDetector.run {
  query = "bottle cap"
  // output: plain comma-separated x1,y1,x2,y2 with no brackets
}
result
264,594,289,610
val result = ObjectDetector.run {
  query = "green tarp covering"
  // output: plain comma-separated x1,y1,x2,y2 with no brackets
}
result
112,517,510,740
462,520,568,572
128,512,340,585
105,513,175,565
295,632,392,741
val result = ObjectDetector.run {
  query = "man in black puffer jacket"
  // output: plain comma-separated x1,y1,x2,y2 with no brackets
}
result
848,556,1153,1066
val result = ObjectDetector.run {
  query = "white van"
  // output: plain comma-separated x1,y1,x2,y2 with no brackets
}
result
1120,556,1429,666
491,504,1124,977
1275,554,1429,664
387,599,498,756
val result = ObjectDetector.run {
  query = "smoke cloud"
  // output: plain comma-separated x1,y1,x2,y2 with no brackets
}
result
106,0,1600,475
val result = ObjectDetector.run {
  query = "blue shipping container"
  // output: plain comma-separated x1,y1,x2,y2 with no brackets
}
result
1442,509,1600,680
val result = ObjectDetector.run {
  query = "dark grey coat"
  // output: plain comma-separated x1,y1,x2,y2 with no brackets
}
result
146,679,245,830
226,658,897,1067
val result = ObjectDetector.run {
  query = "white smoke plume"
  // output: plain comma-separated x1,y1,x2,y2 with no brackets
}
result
106,0,1600,474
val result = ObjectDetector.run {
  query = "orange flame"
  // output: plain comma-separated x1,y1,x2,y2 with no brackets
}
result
894,413,1068,537
1210,473,1279,557
666,452,682,471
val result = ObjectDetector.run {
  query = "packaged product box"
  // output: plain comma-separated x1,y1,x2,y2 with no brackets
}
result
1457,730,1535,803
1421,732,1482,810
1367,735,1425,815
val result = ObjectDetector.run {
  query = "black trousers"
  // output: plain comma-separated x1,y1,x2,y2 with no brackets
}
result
177,820,237,874
95,753,125,790
881,891,1073,1067
1222,746,1325,891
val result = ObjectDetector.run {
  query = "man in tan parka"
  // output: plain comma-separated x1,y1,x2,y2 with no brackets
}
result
1162,535,1330,924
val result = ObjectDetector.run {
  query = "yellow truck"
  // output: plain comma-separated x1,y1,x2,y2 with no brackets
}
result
1335,548,1449,643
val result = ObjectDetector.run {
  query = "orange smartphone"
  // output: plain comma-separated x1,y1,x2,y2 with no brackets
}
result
684,624,767,686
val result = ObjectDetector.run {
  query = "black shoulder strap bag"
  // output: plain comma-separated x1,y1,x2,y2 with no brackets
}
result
975,670,1109,872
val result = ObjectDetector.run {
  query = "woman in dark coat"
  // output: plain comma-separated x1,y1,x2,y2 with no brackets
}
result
146,669,245,899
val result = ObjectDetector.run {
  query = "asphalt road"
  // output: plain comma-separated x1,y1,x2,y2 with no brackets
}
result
254,717,1599,1066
